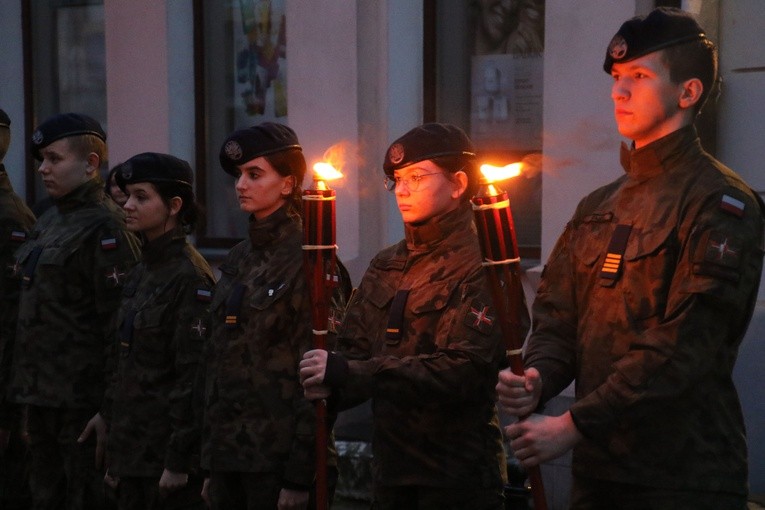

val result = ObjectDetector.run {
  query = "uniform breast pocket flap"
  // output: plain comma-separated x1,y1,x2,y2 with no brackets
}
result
572,214,614,267
364,278,397,310
624,227,671,262
134,303,169,330
249,281,291,311
37,246,73,267
408,281,452,315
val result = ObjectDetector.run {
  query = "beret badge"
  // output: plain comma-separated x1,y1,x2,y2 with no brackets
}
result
120,163,133,181
608,35,628,60
224,140,243,162
32,130,44,146
388,143,405,165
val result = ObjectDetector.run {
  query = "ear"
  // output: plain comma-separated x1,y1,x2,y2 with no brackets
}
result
678,78,703,110
168,196,183,217
281,175,296,197
85,152,100,176
451,170,469,200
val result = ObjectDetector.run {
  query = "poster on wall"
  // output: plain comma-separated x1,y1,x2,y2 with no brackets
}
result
232,0,287,127
470,54,543,152
470,0,544,152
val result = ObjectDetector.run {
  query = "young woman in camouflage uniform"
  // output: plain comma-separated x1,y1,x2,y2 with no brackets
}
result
200,123,325,510
301,123,521,510
103,152,214,509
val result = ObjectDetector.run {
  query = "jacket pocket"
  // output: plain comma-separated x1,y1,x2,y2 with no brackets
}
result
622,226,675,321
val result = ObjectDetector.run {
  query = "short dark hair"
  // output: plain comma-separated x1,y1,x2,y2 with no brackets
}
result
661,37,718,115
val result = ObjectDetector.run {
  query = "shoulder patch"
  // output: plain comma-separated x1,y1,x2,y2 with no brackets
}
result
100,236,119,251
720,194,745,218
104,266,126,286
196,288,212,302
692,230,743,282
10,230,27,243
327,307,344,334
703,231,742,269
464,300,495,335
190,318,208,337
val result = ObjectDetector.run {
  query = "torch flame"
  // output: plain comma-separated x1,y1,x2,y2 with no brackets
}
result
312,162,343,181
480,162,522,183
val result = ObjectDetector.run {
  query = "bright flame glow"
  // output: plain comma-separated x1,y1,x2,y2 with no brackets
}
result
480,162,522,183
313,162,343,181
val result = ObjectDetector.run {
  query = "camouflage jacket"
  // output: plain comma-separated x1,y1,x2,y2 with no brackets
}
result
527,126,764,495
10,178,141,409
201,206,317,488
0,167,35,427
330,206,514,490
105,229,214,477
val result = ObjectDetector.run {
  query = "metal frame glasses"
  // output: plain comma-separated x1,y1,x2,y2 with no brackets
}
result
383,172,443,193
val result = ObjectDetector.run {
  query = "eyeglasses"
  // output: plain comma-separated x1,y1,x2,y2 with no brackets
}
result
383,172,442,193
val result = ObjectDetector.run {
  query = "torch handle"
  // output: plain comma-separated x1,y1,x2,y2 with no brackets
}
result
486,263,548,510
304,249,334,510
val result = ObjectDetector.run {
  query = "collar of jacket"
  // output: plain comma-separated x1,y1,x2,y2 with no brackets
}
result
142,226,187,267
248,204,299,249
404,204,472,252
0,165,11,191
53,178,105,214
619,125,703,184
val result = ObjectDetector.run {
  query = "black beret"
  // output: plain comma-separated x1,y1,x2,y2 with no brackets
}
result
603,7,707,73
383,123,475,175
31,113,106,160
219,122,301,176
115,152,193,191
0,108,10,128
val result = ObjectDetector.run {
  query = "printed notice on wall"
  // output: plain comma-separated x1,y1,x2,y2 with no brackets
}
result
470,54,543,152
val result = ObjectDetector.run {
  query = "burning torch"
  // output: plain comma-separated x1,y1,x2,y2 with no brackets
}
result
471,162,548,510
302,161,342,510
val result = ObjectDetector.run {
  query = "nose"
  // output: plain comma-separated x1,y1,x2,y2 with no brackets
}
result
123,195,135,211
37,160,49,174
611,80,628,102
395,180,411,197
235,174,246,191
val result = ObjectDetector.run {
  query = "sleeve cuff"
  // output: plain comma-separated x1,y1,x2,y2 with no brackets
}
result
323,351,349,388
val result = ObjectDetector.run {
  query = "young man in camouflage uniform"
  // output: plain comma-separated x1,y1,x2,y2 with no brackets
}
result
497,8,764,509
9,113,141,509
0,107,35,509
301,123,524,509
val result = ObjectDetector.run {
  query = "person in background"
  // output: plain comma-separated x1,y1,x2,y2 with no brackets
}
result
201,122,349,510
0,107,35,509
9,113,141,509
300,123,522,510
496,8,764,509
101,152,214,509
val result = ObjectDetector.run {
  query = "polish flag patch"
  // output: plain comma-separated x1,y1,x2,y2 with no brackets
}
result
10,230,27,242
100,237,118,250
720,194,745,218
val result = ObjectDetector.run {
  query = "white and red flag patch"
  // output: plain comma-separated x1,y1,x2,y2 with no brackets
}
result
720,194,745,218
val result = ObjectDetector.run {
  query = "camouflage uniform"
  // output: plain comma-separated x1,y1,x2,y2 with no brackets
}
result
201,206,320,506
527,126,764,499
0,166,35,509
9,177,140,508
329,206,513,509
104,228,214,509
